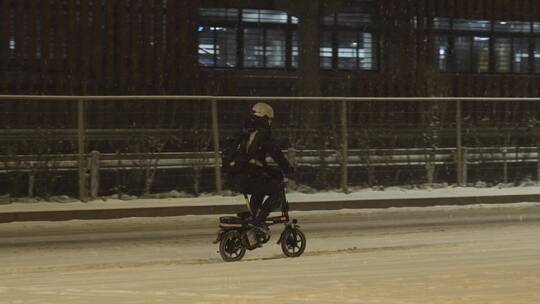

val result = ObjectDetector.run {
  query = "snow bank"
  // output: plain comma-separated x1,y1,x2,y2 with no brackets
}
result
1,183,540,213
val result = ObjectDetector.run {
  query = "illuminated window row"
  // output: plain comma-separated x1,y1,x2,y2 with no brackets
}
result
198,7,377,71
434,18,540,74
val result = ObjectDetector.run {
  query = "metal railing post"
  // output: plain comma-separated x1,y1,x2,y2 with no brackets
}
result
211,100,222,193
456,100,464,186
502,147,508,183
463,148,468,185
77,100,87,201
340,99,349,193
89,150,100,200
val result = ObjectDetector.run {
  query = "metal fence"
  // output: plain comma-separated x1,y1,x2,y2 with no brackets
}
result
1,95,540,201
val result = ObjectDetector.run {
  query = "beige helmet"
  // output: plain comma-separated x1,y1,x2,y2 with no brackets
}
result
251,102,274,119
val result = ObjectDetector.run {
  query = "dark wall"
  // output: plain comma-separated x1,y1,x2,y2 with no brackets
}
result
2,0,540,97
0,0,201,95
432,0,540,21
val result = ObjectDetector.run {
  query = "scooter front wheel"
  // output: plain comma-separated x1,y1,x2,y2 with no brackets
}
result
219,231,246,262
280,227,306,257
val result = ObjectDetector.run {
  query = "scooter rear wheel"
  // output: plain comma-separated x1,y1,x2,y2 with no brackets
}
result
281,227,306,257
219,231,246,262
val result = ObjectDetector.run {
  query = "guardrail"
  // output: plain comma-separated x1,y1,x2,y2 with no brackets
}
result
2,95,540,201
2,193,540,223
1,147,537,198
2,147,535,171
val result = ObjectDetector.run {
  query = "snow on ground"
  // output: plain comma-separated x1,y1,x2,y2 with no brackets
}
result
2,180,540,303
2,184,540,213
0,206,539,304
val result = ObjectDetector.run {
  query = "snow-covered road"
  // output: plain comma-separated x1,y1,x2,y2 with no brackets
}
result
1,205,540,303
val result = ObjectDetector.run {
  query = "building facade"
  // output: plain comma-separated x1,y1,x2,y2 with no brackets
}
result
3,1,540,195
2,0,540,97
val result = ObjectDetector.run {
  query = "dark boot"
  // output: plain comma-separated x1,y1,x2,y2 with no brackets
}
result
249,208,270,234
249,194,265,216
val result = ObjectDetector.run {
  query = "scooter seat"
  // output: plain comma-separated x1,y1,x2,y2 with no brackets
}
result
219,216,246,228
236,211,252,219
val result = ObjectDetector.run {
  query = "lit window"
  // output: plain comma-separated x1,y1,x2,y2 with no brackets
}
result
320,0,377,71
8,8,15,59
433,17,450,30
535,39,540,73
244,28,286,68
242,9,288,23
338,32,358,70
495,38,511,72
454,19,491,31
292,31,299,68
198,26,237,68
359,33,375,70
198,4,376,71
494,21,531,33
198,7,296,70
433,17,540,74
265,30,286,68
512,38,530,73
472,36,490,73
320,32,333,69
199,8,238,21
244,28,264,68
534,22,540,33
434,36,449,71
320,31,377,71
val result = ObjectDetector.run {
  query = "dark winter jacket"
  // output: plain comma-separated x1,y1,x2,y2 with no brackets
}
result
223,115,293,191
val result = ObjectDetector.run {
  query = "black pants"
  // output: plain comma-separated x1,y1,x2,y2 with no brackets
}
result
249,189,286,223
244,169,286,223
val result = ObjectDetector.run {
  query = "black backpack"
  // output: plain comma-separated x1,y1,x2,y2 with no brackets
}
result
221,132,248,174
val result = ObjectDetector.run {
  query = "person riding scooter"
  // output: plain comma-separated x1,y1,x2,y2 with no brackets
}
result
223,102,294,229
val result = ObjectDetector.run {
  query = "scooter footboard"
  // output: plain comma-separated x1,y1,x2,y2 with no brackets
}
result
265,214,289,224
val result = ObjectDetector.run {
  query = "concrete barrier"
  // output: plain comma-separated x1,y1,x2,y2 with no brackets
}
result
1,193,540,223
